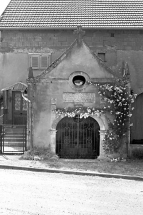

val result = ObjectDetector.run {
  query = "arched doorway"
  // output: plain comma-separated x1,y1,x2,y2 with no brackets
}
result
56,115,100,159
131,93,143,144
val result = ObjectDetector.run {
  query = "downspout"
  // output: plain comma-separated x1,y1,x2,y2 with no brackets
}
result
22,92,33,150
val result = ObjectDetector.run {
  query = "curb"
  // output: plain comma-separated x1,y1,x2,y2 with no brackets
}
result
0,164,143,181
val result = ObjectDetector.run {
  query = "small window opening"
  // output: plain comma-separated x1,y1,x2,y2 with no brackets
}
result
111,33,114,37
72,75,86,87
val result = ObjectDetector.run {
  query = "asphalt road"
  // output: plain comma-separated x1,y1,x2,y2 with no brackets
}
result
0,169,143,215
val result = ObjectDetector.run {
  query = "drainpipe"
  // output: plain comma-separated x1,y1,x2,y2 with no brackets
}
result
22,92,33,151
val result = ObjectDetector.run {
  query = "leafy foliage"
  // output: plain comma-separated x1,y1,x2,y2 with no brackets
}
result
54,106,103,118
89,63,136,153
96,81,134,138
102,122,121,153
21,146,58,160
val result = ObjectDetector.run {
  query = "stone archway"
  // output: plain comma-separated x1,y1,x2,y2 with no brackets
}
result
50,113,108,159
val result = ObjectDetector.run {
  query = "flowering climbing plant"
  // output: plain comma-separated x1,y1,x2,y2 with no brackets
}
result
54,106,103,119
88,75,137,153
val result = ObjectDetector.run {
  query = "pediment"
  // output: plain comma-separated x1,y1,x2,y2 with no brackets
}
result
1,82,27,91
35,39,117,81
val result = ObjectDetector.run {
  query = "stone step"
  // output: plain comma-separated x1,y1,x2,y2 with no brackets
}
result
3,146,24,153
3,135,25,138
1,126,26,153
4,142,25,147
3,127,26,134
3,140,25,143
3,132,24,135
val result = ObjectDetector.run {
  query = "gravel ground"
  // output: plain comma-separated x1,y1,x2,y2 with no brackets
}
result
0,155,143,177
0,169,143,215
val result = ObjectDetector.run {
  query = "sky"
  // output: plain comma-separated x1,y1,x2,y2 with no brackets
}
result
0,0,11,16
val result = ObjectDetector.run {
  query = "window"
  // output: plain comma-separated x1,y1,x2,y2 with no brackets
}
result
72,75,86,87
30,54,51,69
40,56,49,68
111,33,115,37
14,92,27,111
31,55,39,69
69,71,89,90
98,53,106,62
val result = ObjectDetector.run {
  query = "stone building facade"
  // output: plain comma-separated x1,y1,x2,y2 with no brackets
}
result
0,0,143,157
27,36,117,158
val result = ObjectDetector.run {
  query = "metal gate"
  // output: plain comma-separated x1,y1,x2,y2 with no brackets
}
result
56,115,100,159
0,124,27,154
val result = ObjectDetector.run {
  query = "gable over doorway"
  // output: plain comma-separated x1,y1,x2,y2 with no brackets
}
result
56,115,100,159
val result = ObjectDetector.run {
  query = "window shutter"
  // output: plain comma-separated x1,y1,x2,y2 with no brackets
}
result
40,56,48,68
31,56,39,69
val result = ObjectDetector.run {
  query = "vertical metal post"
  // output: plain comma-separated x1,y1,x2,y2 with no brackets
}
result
25,125,27,151
2,125,4,153
0,135,1,154
77,116,80,157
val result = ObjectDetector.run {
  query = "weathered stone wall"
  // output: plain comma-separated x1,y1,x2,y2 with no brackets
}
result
1,29,143,52
0,29,143,93
0,52,28,89
0,29,142,154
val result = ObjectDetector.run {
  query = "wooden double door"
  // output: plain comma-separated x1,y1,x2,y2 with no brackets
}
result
56,115,100,159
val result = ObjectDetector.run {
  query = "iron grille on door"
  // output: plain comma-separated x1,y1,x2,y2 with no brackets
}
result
56,115,100,159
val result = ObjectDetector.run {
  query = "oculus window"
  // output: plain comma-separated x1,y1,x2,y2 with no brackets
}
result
72,75,86,87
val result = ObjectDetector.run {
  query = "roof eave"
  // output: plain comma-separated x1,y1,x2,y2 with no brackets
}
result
0,26,143,30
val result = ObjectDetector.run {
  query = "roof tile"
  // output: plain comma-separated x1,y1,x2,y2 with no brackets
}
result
0,0,143,29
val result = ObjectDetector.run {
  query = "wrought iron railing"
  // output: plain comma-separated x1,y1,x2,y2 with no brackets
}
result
0,124,27,154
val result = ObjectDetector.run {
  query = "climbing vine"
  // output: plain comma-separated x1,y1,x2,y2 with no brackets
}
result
88,67,136,153
54,106,104,118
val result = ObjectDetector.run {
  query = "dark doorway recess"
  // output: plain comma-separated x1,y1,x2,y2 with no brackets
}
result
56,115,100,159
131,93,143,144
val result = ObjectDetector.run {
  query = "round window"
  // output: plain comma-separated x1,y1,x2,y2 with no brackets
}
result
72,75,86,87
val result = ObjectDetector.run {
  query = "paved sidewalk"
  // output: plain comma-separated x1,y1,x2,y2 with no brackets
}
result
0,154,143,181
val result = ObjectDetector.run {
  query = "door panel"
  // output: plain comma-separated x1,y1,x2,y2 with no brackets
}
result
12,91,27,125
